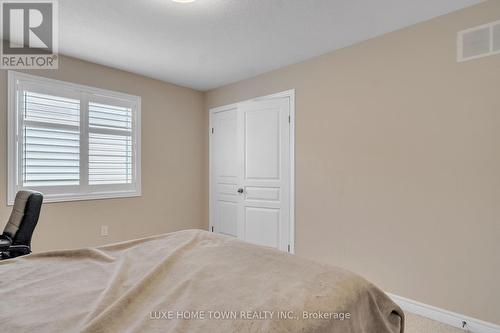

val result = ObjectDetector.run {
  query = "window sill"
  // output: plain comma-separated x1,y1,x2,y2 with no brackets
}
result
7,190,142,206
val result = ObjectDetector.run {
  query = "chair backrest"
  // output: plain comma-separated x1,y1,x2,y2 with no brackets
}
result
3,191,43,247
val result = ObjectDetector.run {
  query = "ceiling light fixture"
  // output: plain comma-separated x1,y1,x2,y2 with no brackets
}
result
172,0,196,3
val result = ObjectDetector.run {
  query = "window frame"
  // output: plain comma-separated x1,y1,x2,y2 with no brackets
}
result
7,71,142,205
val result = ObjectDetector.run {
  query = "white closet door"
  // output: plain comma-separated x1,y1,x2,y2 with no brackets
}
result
210,95,292,252
212,107,240,238
238,98,290,251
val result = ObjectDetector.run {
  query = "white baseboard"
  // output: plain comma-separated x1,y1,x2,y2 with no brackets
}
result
386,293,500,333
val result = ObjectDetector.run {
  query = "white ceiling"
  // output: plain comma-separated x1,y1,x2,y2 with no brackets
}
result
60,0,483,91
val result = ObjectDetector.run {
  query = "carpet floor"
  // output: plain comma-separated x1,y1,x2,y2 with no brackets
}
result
405,312,466,333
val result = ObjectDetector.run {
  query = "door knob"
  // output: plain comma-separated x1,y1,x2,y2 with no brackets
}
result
237,188,244,194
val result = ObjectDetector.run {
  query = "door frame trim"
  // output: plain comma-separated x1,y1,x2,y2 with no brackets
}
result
208,89,296,253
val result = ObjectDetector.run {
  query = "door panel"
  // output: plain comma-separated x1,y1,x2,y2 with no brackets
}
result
245,207,280,248
218,201,238,237
245,187,280,202
211,96,291,252
244,109,280,180
216,111,238,178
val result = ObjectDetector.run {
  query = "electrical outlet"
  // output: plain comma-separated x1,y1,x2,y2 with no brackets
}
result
100,225,109,237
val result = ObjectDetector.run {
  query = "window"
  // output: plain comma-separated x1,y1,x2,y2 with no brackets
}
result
7,71,141,204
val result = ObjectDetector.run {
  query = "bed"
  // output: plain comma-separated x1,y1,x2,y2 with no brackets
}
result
0,229,403,332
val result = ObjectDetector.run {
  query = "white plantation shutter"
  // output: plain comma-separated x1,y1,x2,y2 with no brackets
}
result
22,91,81,187
8,72,141,204
89,102,133,185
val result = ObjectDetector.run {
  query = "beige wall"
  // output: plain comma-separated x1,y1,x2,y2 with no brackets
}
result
206,0,500,324
0,56,206,252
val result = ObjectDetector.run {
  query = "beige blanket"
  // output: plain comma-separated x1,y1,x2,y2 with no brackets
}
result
0,229,403,333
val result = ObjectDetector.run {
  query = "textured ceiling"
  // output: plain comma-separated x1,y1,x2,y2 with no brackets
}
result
59,0,484,90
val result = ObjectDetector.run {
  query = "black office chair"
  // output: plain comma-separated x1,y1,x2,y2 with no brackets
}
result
0,191,43,260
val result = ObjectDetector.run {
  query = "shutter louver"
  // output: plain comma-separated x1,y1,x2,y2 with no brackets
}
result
89,102,133,185
22,91,80,187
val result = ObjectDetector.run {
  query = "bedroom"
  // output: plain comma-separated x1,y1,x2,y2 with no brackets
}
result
0,0,499,332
